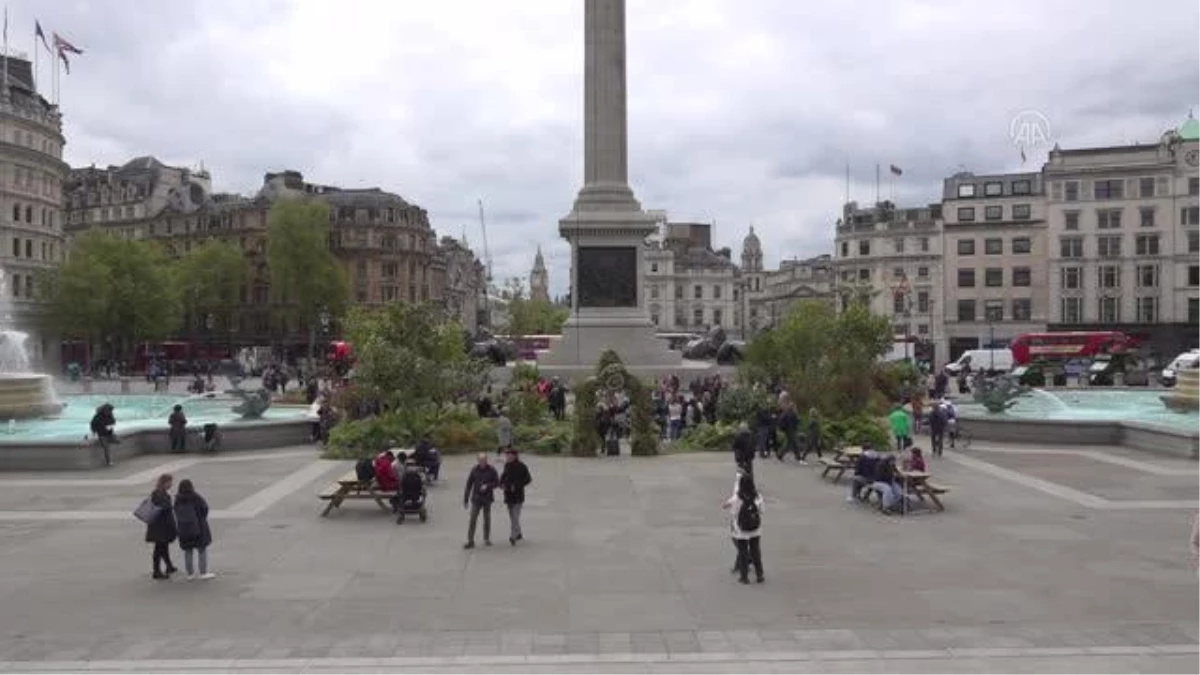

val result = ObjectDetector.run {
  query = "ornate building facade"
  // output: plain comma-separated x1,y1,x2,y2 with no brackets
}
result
64,162,485,351
0,56,67,370
529,246,549,302
644,221,739,333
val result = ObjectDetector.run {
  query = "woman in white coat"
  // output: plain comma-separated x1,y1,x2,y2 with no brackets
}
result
723,472,765,584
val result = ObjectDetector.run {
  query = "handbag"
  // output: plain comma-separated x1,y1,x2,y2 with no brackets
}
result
133,497,162,524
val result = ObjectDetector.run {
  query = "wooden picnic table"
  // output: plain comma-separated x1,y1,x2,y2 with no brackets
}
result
318,470,398,517
896,469,949,512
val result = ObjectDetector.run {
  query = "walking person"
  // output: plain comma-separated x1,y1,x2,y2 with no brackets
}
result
500,449,532,546
929,402,948,458
174,479,214,580
722,473,765,584
776,401,800,462
667,397,683,441
145,474,178,580
798,407,824,462
888,403,912,452
463,453,500,549
90,403,117,466
732,421,754,477
168,404,188,454
495,408,513,454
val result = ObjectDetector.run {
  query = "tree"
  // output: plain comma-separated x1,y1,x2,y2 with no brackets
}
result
39,230,180,361
508,297,569,337
266,199,349,361
342,303,490,415
173,239,247,342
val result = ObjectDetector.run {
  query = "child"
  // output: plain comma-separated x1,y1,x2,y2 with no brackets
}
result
174,479,214,580
905,447,927,473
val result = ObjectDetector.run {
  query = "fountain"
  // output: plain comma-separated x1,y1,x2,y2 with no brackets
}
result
0,329,62,420
1161,366,1200,412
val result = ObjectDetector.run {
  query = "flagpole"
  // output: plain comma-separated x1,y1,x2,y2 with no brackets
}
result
2,6,9,99
32,24,37,95
844,162,850,206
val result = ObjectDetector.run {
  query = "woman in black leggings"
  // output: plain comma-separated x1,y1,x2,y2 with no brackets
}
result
145,473,178,580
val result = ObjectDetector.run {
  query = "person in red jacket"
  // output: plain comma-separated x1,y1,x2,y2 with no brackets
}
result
373,451,399,492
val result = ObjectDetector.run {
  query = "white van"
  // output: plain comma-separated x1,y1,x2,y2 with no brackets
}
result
1161,349,1200,387
945,349,1014,375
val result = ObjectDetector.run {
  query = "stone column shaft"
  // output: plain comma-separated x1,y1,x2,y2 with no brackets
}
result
584,0,628,186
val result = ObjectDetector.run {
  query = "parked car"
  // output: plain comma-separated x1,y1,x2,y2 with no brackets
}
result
1161,349,1200,387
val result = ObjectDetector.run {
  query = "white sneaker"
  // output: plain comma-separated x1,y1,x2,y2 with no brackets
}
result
199,572,216,580
798,460,809,466
186,574,196,581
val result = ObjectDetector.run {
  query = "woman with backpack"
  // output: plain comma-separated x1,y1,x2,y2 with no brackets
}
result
723,473,765,584
144,473,177,580
174,479,214,580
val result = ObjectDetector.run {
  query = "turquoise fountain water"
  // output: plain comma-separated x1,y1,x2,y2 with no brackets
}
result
959,388,1199,432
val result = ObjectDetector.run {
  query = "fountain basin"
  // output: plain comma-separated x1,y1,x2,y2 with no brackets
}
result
1161,369,1200,412
0,373,62,419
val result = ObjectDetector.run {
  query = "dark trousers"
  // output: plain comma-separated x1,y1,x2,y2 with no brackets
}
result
799,434,822,460
152,541,174,574
930,428,945,457
734,536,763,581
467,502,492,544
98,436,112,465
779,429,800,459
169,431,186,453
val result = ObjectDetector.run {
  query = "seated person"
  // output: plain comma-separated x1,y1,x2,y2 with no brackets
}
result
847,448,880,502
398,462,425,509
903,446,926,472
372,450,399,492
870,455,903,512
411,437,440,482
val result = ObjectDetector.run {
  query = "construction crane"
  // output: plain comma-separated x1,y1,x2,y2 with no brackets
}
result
477,198,493,286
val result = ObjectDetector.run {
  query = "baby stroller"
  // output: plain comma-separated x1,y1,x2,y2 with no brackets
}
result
202,423,222,453
394,466,429,524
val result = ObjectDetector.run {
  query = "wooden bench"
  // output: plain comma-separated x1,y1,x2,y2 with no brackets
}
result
917,482,951,511
859,481,952,513
319,470,398,517
819,457,852,482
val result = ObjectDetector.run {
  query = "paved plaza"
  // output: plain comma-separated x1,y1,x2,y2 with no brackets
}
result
0,438,1194,673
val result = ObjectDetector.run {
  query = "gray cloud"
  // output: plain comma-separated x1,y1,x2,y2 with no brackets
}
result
16,0,1198,297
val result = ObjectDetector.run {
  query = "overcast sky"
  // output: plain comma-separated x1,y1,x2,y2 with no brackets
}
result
17,0,1200,297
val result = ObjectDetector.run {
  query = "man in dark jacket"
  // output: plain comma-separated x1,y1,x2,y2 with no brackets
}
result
168,405,188,454
548,380,567,421
929,404,948,458
90,403,117,466
848,449,880,502
776,404,800,461
499,449,532,545
732,422,754,476
463,453,500,549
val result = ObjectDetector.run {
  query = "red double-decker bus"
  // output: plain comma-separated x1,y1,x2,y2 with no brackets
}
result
1009,331,1138,366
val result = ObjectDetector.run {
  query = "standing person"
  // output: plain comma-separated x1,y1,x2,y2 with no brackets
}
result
548,379,567,421
799,407,823,462
928,402,948,458
732,421,754,476
168,405,188,454
174,479,214,580
667,397,683,441
90,403,117,467
500,449,532,546
776,401,800,462
145,474,178,580
888,404,912,452
722,473,765,584
463,453,500,549
495,408,513,454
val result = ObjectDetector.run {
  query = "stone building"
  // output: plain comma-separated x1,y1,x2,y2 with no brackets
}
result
644,221,739,333
0,56,67,370
64,163,485,351
940,171,1049,360
833,200,945,363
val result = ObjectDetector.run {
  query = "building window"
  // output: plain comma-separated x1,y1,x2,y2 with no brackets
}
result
1060,237,1083,258
1012,180,1031,195
1012,267,1031,286
712,309,722,326
893,293,906,314
957,207,976,222
1012,299,1032,321
917,291,929,313
1190,298,1199,324
24,240,30,258
1062,297,1083,323
917,237,928,252
1094,179,1124,200
732,289,738,301
10,237,17,257
674,308,686,327
984,300,1004,322
892,238,905,253
1012,204,1031,220
984,238,1003,255
1182,206,1200,225
1097,209,1122,229
692,308,704,327
858,240,870,255
1012,237,1032,254
1190,177,1199,196
1137,264,1159,288
957,299,976,322
10,203,18,222
1139,177,1155,198
1135,234,1160,256
1064,211,1080,230
984,181,1003,196
917,323,929,335
1139,208,1155,228
1065,265,1084,289
892,267,905,279
1065,181,1079,201
1188,265,1199,287
1099,296,1118,324
916,266,929,279
984,205,1003,221
957,239,975,255
650,285,659,299
1097,235,1122,258
674,285,683,300
1098,265,1121,289
957,268,976,288
985,268,1003,287
957,184,976,198
840,241,848,257
650,263,659,273
1135,297,1157,323
858,269,869,281
693,285,702,299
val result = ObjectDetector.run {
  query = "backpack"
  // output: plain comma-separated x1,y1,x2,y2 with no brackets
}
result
736,499,761,532
355,457,375,482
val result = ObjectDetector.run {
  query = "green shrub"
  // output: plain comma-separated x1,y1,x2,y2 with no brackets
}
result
324,407,498,458
505,389,548,426
823,414,890,450
513,421,573,455
325,415,408,459
677,422,738,451
716,386,772,424
432,418,497,454
512,362,540,387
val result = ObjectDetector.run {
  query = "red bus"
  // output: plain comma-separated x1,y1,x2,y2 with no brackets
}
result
1009,331,1139,366
495,334,554,361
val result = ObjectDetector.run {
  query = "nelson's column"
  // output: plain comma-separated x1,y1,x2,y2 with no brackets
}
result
539,0,688,378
